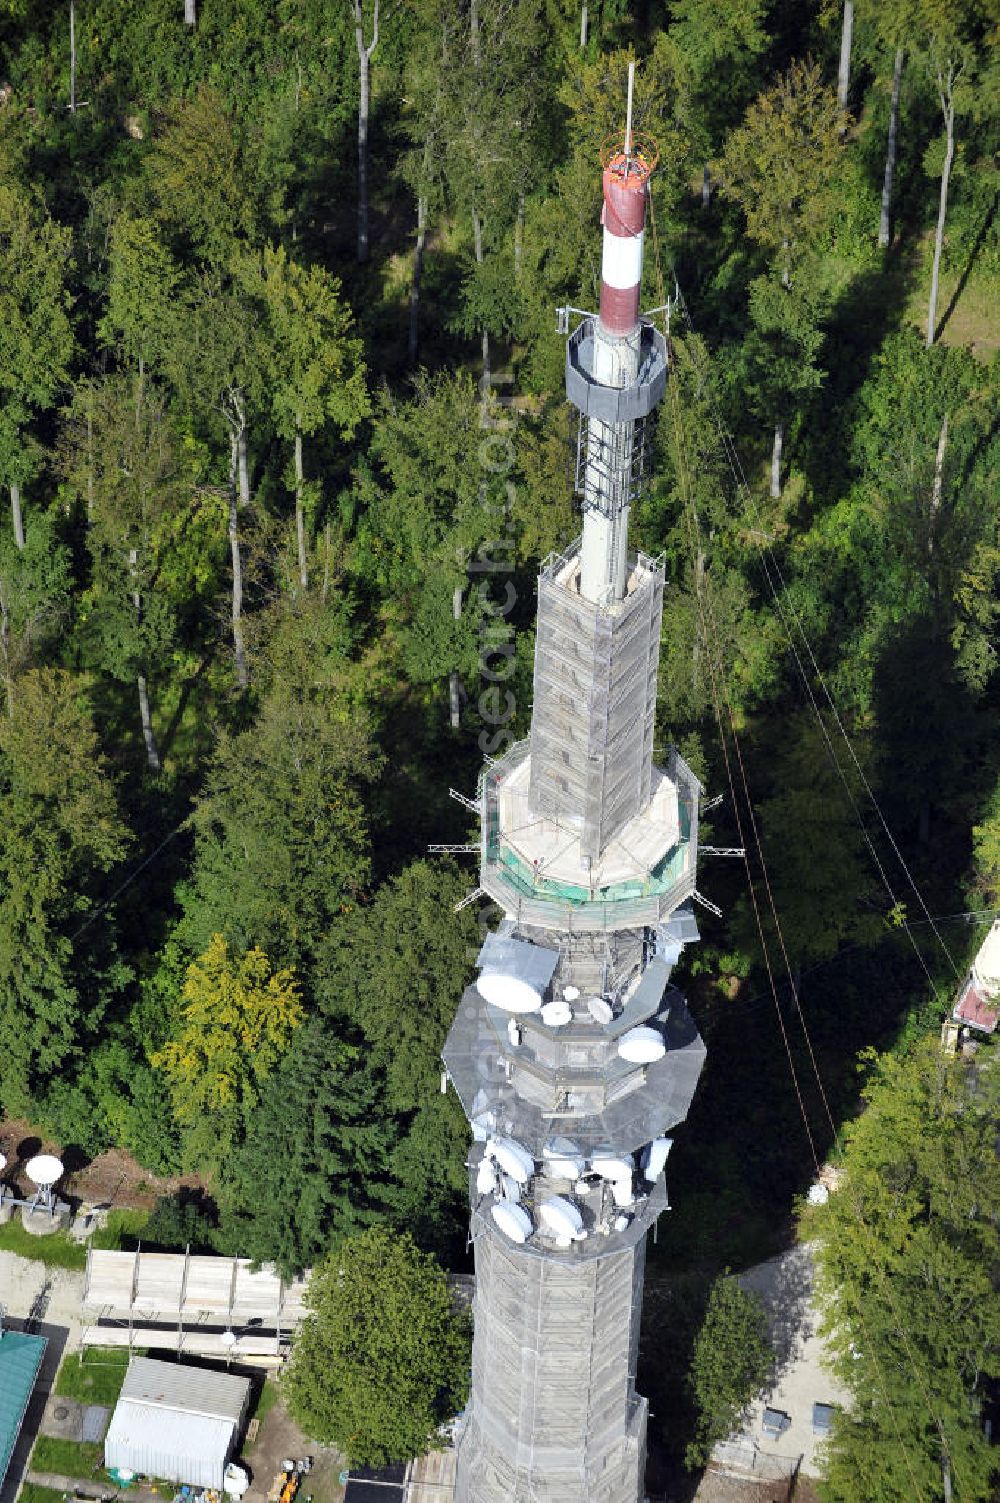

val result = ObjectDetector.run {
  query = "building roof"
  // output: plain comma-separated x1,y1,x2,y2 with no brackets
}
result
953,977,999,1034
119,1357,250,1422
0,1328,47,1488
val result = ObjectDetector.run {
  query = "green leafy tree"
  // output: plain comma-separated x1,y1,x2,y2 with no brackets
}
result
716,59,847,497
151,932,303,1172
814,1036,1000,1501
284,1227,471,1467
670,0,769,208
0,511,71,714
258,244,369,591
99,213,182,376
62,375,189,771
0,182,74,550
0,668,129,1110
179,687,375,970
686,1272,772,1467
219,1018,394,1277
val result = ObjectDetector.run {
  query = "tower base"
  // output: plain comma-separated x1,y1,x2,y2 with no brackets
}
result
455,1222,648,1503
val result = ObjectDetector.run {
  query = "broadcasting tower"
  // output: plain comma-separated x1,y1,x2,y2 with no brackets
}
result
444,89,707,1503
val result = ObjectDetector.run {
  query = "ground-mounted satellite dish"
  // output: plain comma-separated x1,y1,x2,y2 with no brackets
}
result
562,985,581,1002
486,1136,535,1184
642,1137,673,1182
540,1000,572,1027
588,996,614,1025
617,1026,665,1063
478,973,543,1013
26,1154,63,1188
491,1201,533,1243
539,1196,585,1243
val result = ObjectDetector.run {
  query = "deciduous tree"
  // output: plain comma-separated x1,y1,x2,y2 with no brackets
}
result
284,1227,471,1466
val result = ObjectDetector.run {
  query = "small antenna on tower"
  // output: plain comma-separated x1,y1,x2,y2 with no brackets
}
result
625,60,635,162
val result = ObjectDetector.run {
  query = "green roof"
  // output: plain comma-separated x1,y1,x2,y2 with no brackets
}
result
0,1329,47,1488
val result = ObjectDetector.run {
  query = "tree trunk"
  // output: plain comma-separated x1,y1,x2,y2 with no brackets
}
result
237,428,250,508
879,49,904,249
408,195,427,367
926,81,955,349
137,673,161,771
579,1,587,49
184,0,196,24
129,546,161,771
514,195,524,275
472,207,490,392
353,0,379,265
69,0,77,113
770,421,784,500
702,162,711,210
928,411,949,556
449,583,463,731
228,434,249,690
837,1,854,109
294,428,308,591
10,482,24,551
0,577,12,717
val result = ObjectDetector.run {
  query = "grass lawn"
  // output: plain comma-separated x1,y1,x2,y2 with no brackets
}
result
54,1348,131,1405
0,1219,85,1270
92,1208,150,1250
30,1437,104,1477
251,1377,281,1425
19,1486,66,1503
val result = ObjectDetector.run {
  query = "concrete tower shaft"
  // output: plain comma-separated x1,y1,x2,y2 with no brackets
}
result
445,109,705,1503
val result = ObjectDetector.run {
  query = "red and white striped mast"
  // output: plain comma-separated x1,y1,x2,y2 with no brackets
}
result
573,61,662,604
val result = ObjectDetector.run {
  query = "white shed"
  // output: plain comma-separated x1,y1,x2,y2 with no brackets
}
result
104,1357,251,1489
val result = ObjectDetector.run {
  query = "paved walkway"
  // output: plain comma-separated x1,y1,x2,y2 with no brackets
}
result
24,1471,166,1503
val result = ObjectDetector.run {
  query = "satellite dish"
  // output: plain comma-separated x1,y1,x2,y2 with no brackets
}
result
562,985,581,1001
541,1000,572,1027
590,1154,633,1181
220,1330,237,1348
491,1202,533,1243
611,1179,635,1208
539,1196,585,1241
543,1154,584,1179
486,1136,535,1184
498,1173,521,1203
807,1183,830,1206
642,1137,673,1182
588,997,614,1025
617,1026,665,1063
476,1159,498,1196
0,1153,6,1173
478,973,543,1014
26,1155,63,1189
613,1214,631,1232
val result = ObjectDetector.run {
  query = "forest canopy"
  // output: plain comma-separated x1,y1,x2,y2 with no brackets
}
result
0,0,996,1489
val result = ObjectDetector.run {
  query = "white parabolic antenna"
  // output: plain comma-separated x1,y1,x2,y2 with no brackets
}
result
26,1154,63,1189
220,1329,237,1348
478,972,542,1014
539,1197,585,1241
588,997,614,1025
541,1000,572,1027
618,1026,665,1063
0,1153,6,1174
491,1201,533,1243
487,1136,535,1184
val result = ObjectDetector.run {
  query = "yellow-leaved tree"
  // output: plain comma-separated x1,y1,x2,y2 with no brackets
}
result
152,933,303,1173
